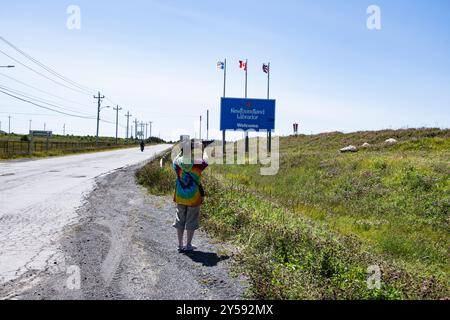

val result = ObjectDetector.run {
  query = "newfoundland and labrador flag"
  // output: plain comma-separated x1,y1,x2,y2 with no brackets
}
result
217,61,225,70
263,63,270,74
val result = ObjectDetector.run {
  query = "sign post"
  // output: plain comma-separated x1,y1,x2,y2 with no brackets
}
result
29,130,52,154
220,98,276,155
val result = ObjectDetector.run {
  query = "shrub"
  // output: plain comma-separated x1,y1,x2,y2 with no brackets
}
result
136,161,175,195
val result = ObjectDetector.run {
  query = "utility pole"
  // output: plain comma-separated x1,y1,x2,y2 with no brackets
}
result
29,120,32,132
8,115,11,134
206,110,209,140
140,122,145,141
199,116,202,140
44,123,46,131
124,111,132,141
63,123,66,135
94,91,105,145
149,122,153,142
134,118,138,141
145,123,148,140
113,105,122,144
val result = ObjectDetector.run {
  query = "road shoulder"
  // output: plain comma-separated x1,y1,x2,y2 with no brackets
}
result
7,163,247,300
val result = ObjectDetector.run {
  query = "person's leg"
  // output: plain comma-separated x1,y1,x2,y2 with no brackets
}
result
186,229,195,247
177,228,185,247
173,205,188,250
185,206,200,250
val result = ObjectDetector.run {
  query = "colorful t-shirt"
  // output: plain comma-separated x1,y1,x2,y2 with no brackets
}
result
173,155,208,207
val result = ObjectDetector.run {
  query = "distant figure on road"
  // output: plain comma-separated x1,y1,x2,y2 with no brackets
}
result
140,140,145,152
173,141,208,253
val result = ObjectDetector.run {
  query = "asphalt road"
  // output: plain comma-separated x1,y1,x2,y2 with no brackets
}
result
0,145,171,289
0,145,246,299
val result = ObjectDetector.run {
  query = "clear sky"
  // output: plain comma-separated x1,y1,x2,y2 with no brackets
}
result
0,0,449,141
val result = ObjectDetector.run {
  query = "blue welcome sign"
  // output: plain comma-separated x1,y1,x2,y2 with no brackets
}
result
220,98,276,131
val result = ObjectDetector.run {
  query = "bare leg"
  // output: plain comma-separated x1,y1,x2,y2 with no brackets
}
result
177,228,185,247
186,230,195,246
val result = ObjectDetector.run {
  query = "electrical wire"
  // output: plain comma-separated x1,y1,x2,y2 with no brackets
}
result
0,84,94,117
0,49,93,97
0,37,159,131
0,72,95,111
0,36,96,95
0,89,96,119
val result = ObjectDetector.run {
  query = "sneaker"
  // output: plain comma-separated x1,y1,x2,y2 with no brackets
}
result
177,245,185,253
184,244,197,252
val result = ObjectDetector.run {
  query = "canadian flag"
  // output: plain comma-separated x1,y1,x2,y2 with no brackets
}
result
239,60,247,71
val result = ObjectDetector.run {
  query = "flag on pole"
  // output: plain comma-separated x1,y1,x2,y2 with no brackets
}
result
217,61,225,70
263,63,270,74
239,60,247,71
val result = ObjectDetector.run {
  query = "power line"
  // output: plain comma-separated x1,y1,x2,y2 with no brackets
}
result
0,111,125,129
0,72,94,111
0,89,96,119
0,79,119,124
0,37,131,123
0,84,94,117
0,36,96,94
0,111,85,117
0,37,148,132
0,48,92,97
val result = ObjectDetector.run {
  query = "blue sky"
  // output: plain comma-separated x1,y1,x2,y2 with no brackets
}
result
0,0,449,140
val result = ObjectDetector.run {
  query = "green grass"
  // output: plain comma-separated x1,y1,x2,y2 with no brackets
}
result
137,128,450,299
136,160,175,195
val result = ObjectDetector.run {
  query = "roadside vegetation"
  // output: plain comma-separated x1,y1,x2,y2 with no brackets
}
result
137,128,449,299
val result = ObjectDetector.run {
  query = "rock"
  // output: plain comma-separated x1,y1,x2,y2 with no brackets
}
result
340,145,358,153
362,142,371,148
385,138,398,144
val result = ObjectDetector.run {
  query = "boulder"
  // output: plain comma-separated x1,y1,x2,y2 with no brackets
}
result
340,145,358,153
385,138,398,144
362,142,371,148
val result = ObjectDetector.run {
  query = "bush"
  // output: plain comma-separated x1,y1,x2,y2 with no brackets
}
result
136,161,175,195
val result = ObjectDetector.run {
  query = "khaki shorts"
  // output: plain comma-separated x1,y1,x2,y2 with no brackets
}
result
173,204,201,230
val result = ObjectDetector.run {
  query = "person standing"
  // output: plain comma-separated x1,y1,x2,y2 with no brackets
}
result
172,143,208,252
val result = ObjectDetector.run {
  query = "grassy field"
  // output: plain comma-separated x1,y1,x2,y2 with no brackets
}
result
137,128,449,299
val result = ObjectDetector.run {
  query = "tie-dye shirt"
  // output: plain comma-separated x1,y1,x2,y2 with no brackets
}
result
173,155,208,207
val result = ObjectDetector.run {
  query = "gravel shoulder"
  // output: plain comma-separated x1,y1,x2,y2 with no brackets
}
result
2,163,247,300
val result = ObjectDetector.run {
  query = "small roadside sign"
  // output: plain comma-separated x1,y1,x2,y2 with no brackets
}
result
30,130,52,137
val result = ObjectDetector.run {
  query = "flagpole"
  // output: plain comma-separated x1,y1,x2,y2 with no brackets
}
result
267,62,272,152
222,59,227,156
245,59,248,98
267,62,270,99
223,58,227,98
245,59,249,153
